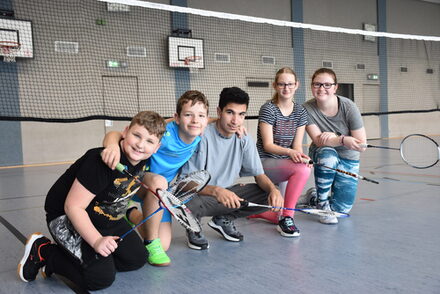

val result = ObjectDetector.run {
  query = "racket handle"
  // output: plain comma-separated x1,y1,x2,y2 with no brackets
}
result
301,158,313,164
240,200,250,208
115,163,126,173
359,143,368,148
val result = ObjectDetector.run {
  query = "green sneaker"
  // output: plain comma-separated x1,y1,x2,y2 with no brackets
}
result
145,239,171,266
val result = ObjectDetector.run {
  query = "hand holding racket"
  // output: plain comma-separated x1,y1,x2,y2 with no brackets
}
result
241,200,349,218
360,134,439,169
115,163,210,240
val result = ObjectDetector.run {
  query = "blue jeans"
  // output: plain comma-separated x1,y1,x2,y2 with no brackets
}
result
311,147,359,213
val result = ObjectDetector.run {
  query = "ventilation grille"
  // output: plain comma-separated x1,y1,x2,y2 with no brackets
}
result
214,53,230,63
426,68,434,74
127,46,147,57
55,41,79,54
322,60,333,68
400,66,408,72
356,63,366,70
247,81,270,88
107,3,130,12
261,56,275,65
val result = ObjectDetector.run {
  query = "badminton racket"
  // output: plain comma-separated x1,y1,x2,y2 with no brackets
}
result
241,200,349,218
116,163,209,236
301,158,379,184
360,134,439,169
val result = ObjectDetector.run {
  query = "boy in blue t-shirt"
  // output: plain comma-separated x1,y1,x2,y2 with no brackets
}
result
17,111,166,291
101,90,209,266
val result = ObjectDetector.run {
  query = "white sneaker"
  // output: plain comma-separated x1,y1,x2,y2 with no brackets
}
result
318,201,338,225
319,214,338,225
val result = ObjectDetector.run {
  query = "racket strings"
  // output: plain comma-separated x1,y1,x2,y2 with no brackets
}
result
400,135,439,168
157,189,202,232
169,170,210,202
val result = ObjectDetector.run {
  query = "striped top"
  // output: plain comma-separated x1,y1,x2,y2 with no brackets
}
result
256,101,308,159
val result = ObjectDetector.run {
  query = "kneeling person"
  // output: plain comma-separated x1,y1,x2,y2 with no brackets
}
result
179,87,284,250
17,111,166,291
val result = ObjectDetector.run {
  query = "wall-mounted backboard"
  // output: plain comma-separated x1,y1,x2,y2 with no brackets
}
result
168,36,204,69
0,17,33,58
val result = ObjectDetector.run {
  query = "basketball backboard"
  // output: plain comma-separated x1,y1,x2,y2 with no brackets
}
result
168,36,204,69
0,17,33,59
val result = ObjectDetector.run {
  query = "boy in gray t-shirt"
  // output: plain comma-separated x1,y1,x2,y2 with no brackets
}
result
180,87,283,250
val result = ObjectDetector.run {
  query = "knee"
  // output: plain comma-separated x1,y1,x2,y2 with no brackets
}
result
144,173,168,190
84,271,115,291
297,164,312,178
315,147,338,166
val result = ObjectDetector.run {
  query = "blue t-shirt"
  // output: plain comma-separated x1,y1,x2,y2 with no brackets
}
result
150,121,201,182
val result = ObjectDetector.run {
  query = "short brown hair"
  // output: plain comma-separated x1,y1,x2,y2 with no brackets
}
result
176,90,209,115
129,111,166,140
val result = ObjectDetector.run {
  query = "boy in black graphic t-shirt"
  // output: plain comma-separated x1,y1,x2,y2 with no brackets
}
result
17,111,166,291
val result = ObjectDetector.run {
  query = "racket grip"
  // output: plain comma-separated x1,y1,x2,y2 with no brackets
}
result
240,200,249,208
115,163,126,173
359,144,368,148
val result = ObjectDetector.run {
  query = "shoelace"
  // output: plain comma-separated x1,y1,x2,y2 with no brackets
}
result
221,218,237,231
149,243,164,255
284,217,296,230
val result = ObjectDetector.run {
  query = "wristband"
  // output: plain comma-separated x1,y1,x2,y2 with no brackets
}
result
340,135,345,146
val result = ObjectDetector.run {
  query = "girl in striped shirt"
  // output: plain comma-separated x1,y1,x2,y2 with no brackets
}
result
250,67,311,237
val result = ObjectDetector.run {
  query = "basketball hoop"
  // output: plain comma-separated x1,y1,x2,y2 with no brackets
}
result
183,56,202,66
0,41,21,63
184,56,202,74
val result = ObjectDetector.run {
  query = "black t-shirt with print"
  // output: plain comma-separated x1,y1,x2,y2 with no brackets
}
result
44,147,148,229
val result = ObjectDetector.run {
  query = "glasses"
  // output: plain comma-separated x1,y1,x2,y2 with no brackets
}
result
312,82,336,89
276,82,296,88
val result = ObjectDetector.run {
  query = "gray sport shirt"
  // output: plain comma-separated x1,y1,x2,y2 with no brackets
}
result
303,96,364,160
180,122,264,187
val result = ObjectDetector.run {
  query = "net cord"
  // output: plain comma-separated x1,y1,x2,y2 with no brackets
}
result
100,0,440,41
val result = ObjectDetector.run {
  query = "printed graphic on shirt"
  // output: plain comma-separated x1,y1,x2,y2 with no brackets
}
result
93,166,147,221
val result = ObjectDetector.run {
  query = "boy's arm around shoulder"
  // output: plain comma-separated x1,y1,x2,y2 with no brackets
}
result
101,131,123,170
64,178,118,257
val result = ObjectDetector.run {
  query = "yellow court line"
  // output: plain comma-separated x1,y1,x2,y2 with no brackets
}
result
0,161,74,170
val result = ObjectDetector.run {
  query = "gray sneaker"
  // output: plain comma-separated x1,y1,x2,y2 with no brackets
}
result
186,230,209,250
208,216,243,242
296,187,317,207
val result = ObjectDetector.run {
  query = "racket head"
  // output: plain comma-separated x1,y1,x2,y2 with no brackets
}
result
400,134,439,169
298,208,350,218
156,189,202,232
168,170,210,202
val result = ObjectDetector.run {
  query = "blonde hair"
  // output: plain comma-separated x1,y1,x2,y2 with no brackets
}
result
271,67,298,104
